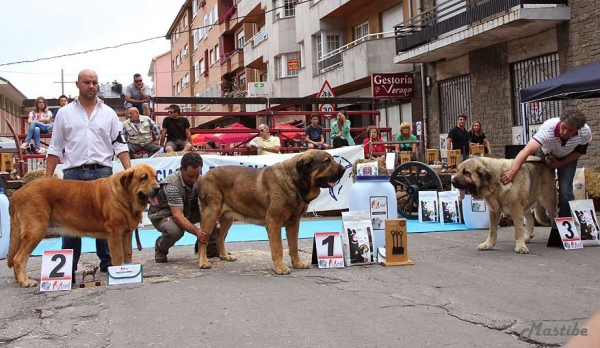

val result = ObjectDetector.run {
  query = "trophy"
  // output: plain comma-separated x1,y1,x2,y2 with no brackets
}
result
79,266,101,288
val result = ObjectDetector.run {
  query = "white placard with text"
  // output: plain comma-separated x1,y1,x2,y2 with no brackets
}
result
314,232,345,268
555,217,584,250
40,249,73,292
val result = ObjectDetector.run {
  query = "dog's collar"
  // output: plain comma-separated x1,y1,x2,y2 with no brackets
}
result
297,190,310,204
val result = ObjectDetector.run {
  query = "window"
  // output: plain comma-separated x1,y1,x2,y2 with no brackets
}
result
176,81,181,94
213,6,218,24
203,15,209,38
275,52,300,79
192,0,197,18
315,32,342,72
438,75,471,133
260,72,268,82
511,53,561,125
183,73,190,86
199,59,205,75
275,0,295,19
210,49,215,65
194,61,200,82
236,31,244,49
215,44,219,62
208,11,213,30
193,29,200,50
354,21,369,41
238,73,246,88
183,14,188,28
183,44,189,58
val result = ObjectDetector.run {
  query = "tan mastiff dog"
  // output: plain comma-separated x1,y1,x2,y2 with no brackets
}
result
198,149,346,274
7,164,160,287
451,157,557,254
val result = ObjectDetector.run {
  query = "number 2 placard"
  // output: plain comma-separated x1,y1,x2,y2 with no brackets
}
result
555,217,583,250
40,249,73,291
313,232,344,268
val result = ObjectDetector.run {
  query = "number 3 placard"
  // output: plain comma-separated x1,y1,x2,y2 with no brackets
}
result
312,232,344,268
40,249,74,291
555,217,583,250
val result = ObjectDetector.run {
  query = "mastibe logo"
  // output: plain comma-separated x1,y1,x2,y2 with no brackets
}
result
520,321,588,340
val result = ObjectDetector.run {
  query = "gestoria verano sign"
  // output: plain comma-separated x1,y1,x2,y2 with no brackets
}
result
371,73,414,98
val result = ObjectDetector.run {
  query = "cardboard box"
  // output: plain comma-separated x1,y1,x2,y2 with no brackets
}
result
426,149,439,165
399,151,412,165
0,153,14,172
470,145,485,157
447,150,462,171
107,264,143,285
381,219,414,266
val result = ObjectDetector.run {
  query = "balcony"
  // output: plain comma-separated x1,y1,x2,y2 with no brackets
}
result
394,0,570,63
299,33,412,96
237,0,262,23
243,28,268,68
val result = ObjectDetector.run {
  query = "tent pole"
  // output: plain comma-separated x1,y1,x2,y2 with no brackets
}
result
521,103,529,144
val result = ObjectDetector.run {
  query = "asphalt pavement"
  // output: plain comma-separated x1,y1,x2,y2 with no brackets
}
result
0,224,598,348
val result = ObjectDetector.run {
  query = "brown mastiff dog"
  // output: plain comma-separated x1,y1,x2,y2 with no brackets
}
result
451,157,556,254
198,149,346,274
7,164,160,287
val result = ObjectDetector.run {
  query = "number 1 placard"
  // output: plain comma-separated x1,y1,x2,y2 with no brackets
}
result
312,232,344,268
555,217,583,250
40,249,73,292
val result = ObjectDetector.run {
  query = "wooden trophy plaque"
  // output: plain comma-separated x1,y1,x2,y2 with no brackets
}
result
426,149,439,165
399,151,412,165
447,150,461,172
382,219,414,266
470,145,484,157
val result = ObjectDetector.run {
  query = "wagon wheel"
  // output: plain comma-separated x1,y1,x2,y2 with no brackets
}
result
390,161,443,220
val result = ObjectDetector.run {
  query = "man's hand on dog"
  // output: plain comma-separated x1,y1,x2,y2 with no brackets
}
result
196,229,210,244
501,169,517,184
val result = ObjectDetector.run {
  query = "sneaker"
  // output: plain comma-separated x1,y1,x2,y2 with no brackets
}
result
20,142,29,150
33,148,43,155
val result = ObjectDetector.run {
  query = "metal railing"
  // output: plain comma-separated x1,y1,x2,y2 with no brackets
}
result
246,28,268,48
394,0,568,53
316,31,393,75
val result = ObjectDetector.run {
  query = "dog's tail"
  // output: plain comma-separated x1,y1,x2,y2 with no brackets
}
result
534,203,552,227
7,204,21,269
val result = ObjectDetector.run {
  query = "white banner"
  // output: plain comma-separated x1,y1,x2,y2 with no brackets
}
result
55,146,364,212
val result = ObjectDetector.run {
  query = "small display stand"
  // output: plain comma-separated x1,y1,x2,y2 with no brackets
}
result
399,151,412,165
470,145,485,157
381,219,414,266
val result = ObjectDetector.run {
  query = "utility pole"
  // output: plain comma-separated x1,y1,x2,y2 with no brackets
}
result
53,69,76,96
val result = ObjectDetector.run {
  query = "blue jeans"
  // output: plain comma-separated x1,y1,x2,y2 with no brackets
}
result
124,102,149,114
62,166,113,279
24,121,50,149
557,160,578,218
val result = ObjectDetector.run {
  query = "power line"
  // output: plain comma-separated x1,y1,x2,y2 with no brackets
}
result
0,1,310,67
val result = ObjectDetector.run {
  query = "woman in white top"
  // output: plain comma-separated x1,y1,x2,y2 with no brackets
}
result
22,96,53,154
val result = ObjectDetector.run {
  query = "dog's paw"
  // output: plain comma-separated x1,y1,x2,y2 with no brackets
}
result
292,260,310,269
220,254,237,262
524,234,535,243
198,261,212,269
273,265,290,275
20,278,38,288
515,244,530,254
477,242,494,251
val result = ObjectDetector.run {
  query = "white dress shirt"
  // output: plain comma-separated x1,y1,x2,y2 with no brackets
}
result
48,97,129,169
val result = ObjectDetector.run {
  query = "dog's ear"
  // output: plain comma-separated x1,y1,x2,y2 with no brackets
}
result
476,166,492,185
296,154,314,177
120,170,134,190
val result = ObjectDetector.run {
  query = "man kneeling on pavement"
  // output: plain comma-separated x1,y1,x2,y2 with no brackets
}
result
148,152,218,262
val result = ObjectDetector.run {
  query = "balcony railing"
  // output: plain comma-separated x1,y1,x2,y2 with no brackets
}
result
246,28,268,48
394,0,568,53
219,4,237,24
316,32,393,75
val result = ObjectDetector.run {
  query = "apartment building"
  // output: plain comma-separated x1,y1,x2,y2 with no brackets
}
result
148,51,174,125
393,0,599,166
0,76,26,141
165,0,421,132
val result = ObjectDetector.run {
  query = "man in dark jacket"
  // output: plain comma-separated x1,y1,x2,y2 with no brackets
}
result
148,152,216,262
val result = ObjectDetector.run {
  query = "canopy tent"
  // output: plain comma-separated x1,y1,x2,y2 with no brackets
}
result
271,123,305,140
518,60,600,143
191,133,206,145
520,60,600,103
203,123,256,145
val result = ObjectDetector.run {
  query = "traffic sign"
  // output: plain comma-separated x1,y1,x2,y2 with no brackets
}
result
317,80,336,98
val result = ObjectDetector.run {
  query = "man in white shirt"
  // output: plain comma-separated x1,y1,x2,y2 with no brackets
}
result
124,73,152,116
247,124,281,155
501,109,592,246
46,69,132,280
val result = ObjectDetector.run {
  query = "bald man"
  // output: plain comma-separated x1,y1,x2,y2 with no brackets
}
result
46,69,132,281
